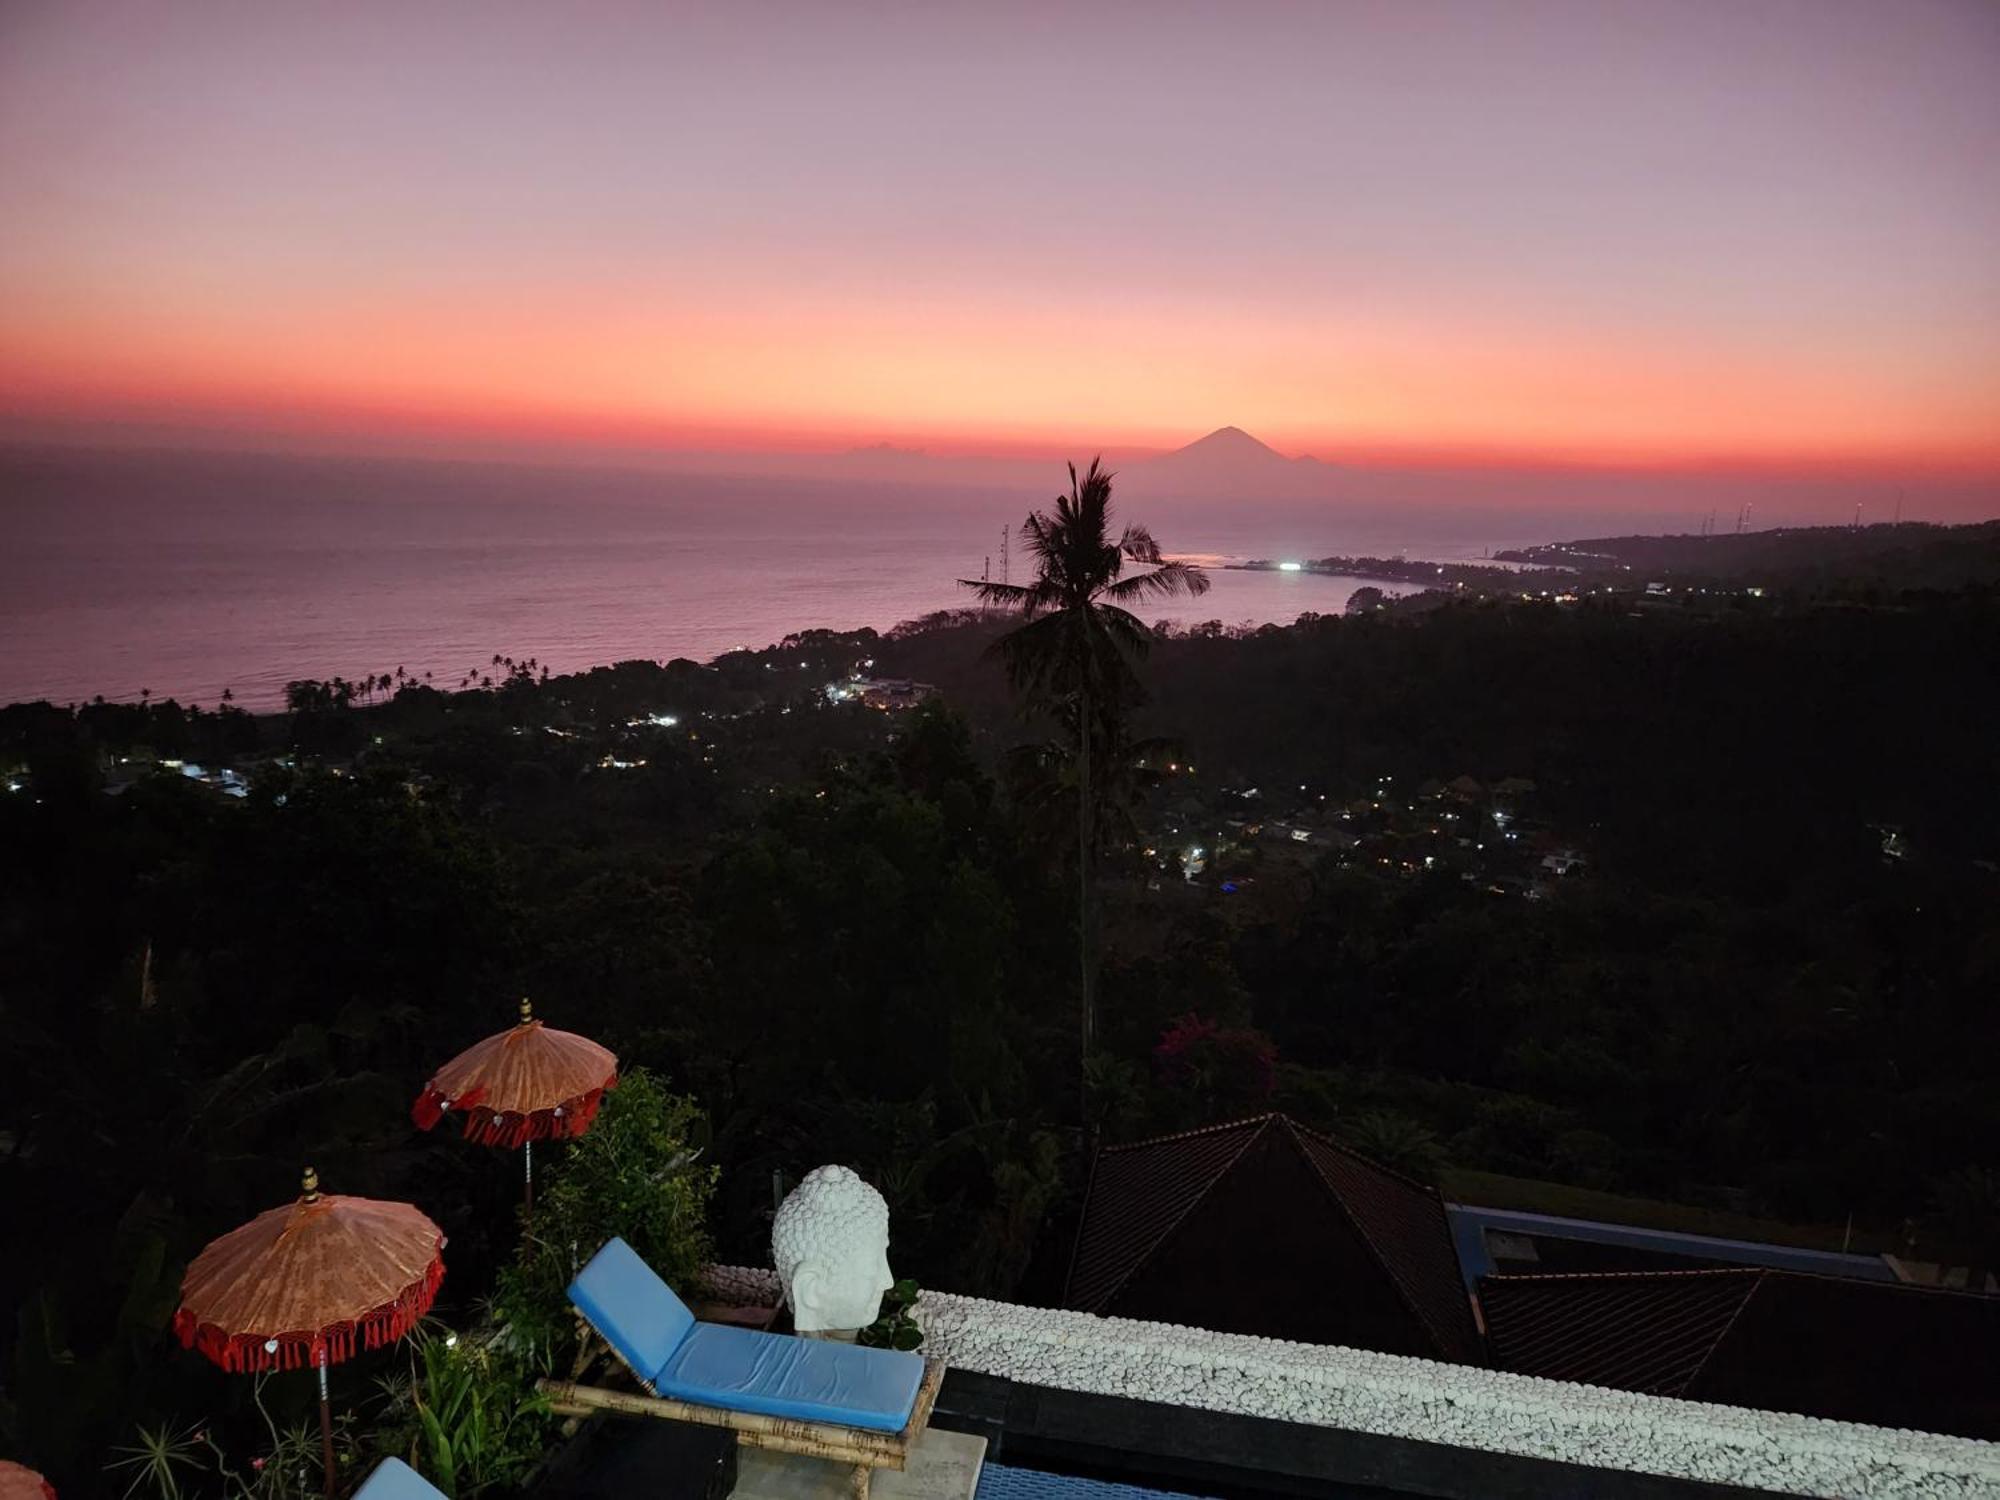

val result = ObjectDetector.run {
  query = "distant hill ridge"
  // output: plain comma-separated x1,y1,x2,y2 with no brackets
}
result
1496,520,2000,589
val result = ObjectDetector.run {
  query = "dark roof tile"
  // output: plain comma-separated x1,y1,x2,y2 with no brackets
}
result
1065,1116,1268,1314
1285,1118,1482,1363
1481,1267,2000,1438
1067,1113,1481,1364
1480,1268,1762,1395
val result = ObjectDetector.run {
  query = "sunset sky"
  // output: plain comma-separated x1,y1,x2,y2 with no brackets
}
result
2,0,1997,475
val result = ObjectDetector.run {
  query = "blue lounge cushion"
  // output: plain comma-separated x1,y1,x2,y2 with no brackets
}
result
566,1237,926,1433
568,1237,696,1386
353,1459,444,1500
659,1322,925,1433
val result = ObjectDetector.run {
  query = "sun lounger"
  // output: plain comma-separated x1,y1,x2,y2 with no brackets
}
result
540,1238,943,1497
352,1459,444,1500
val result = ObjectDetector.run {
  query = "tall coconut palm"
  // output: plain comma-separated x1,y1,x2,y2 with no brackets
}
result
962,457,1208,1076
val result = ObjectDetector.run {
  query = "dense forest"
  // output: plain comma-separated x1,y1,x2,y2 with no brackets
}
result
4,575,1999,1492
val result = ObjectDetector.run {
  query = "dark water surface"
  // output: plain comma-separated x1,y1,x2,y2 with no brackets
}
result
0,445,1560,710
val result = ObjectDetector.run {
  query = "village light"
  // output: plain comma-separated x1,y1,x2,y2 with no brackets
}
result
1279,561,1303,572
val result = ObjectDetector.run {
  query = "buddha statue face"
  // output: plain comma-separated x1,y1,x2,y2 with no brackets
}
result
771,1164,895,1334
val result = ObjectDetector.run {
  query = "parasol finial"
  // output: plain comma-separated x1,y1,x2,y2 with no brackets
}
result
301,1166,320,1203
518,995,534,1025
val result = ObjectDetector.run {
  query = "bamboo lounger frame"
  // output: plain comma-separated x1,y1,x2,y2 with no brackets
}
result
541,1331,945,1500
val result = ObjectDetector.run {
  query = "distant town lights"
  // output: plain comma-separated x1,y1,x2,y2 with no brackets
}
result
1279,561,1303,572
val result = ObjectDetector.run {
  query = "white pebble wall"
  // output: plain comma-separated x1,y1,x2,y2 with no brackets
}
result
701,1264,2000,1498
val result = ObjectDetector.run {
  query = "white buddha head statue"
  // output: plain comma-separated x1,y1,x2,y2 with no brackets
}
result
771,1164,894,1334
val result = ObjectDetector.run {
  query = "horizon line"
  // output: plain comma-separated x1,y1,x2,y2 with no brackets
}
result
6,408,2000,485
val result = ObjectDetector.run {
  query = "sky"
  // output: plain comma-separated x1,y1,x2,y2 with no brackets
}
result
2,0,1998,484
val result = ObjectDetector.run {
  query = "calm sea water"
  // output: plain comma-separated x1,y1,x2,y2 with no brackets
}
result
0,445,1565,711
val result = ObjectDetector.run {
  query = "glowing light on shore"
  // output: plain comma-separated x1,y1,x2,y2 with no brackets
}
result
1279,561,1304,572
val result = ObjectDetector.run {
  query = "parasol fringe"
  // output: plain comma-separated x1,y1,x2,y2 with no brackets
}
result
412,1077,615,1148
174,1253,445,1374
412,1082,486,1132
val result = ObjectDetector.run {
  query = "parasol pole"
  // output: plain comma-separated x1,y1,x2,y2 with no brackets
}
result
300,1168,336,1500
520,997,535,1224
317,1347,334,1499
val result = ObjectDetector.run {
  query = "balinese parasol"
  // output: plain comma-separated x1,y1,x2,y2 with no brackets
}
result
0,1463,55,1500
174,1168,446,1496
412,997,617,1214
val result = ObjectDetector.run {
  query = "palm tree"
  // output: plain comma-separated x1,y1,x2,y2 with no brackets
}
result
1002,718,1180,869
961,457,1208,1074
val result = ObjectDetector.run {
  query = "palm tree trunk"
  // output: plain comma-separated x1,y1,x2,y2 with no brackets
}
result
1077,681,1093,1099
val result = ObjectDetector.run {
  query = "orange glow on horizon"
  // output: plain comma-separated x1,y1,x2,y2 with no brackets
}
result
5,3,1997,495
5,287,1998,478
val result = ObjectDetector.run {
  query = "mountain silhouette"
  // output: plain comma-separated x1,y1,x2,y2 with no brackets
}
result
1128,426,1339,498
1173,425,1291,462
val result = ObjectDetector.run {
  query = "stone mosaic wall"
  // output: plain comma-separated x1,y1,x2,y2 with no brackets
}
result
701,1264,2000,1498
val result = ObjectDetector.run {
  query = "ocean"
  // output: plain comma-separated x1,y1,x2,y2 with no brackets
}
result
0,444,1565,711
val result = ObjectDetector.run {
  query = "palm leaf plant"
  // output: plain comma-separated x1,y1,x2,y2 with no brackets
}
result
107,1423,204,1500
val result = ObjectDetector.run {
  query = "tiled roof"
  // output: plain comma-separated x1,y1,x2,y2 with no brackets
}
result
1480,1266,2000,1438
1064,1117,1267,1314
1286,1118,1483,1363
1479,1268,1762,1395
1065,1113,1480,1363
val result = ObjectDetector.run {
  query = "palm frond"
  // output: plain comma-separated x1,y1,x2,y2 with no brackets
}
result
1118,524,1163,564
959,579,1049,613
1092,602,1160,660
1101,560,1211,604
988,611,1076,697
1017,511,1061,570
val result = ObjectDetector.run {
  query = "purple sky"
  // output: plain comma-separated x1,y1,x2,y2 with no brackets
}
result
1,0,1997,493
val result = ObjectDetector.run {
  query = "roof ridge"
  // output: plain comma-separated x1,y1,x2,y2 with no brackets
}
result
1280,1113,1441,1195
1281,1124,1474,1362
1097,1113,1276,1156
1059,1125,1110,1310
1070,1117,1271,1312
1677,1269,1771,1397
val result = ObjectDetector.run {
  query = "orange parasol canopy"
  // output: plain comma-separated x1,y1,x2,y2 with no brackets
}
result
412,998,617,1147
173,1169,445,1373
0,1463,55,1500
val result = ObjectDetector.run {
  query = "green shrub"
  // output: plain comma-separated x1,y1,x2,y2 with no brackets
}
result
856,1279,923,1352
493,1068,717,1353
371,1331,552,1499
